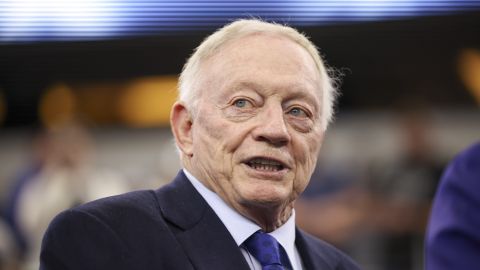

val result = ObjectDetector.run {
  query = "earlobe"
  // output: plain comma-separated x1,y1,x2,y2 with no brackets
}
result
170,102,194,156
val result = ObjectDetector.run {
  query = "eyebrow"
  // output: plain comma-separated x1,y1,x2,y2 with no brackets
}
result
284,89,320,115
230,81,264,92
215,81,260,102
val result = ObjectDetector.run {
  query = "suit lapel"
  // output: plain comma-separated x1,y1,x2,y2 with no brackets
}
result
295,229,333,270
155,171,250,270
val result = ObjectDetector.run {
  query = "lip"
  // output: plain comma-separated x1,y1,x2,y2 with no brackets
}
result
243,155,291,168
241,155,291,180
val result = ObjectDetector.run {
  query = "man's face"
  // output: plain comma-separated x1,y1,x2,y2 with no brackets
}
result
186,34,324,212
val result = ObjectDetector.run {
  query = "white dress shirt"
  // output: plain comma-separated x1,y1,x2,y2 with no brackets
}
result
184,169,304,270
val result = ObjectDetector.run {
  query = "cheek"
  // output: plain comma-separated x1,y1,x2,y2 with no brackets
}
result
294,135,321,168
192,108,250,172
193,112,227,166
196,109,225,141
196,107,252,154
292,134,323,191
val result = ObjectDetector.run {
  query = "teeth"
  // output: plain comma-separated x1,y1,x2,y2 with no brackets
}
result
250,158,281,166
248,158,284,171
251,164,279,171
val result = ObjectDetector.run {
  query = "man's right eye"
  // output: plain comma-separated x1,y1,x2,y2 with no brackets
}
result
233,99,251,108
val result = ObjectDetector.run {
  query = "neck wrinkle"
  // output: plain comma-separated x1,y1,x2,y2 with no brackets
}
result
240,201,294,232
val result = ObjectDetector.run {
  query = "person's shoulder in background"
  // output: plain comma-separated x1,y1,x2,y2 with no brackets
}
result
425,142,480,270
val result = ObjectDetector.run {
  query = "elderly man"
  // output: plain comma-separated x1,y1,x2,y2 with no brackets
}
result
40,19,360,270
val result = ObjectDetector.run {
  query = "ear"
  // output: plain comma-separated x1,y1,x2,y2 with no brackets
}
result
170,101,194,157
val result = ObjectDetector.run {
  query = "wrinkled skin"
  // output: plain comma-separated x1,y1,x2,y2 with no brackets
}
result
171,33,325,232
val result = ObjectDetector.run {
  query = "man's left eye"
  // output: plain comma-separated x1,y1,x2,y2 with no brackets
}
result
288,107,308,117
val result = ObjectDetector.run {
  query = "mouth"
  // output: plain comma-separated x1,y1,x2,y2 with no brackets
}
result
244,157,289,172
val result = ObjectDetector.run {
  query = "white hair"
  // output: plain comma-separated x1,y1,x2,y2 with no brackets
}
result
178,19,338,130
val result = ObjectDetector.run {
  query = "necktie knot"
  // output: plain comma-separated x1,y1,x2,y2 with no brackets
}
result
242,230,292,270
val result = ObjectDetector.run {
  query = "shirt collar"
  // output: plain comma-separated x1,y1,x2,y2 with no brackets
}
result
183,169,297,262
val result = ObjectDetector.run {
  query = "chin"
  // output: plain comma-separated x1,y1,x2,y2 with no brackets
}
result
238,184,291,208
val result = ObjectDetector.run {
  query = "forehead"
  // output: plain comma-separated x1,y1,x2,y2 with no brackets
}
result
198,33,322,101
214,33,318,74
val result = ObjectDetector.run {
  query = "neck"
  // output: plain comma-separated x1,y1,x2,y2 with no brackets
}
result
239,202,294,232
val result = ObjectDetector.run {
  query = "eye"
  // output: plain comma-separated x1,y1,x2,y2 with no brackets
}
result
233,98,252,108
287,107,308,118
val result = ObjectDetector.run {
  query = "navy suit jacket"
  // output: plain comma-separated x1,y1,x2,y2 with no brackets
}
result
40,171,360,270
426,142,480,270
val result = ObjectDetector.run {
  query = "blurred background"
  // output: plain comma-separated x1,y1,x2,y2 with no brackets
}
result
1,1,480,269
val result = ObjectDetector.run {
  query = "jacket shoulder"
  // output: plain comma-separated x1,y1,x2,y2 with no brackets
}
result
73,189,160,222
50,189,173,249
40,189,189,270
297,229,361,270
40,191,155,270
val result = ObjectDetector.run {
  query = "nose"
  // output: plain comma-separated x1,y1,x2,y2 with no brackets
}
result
252,104,291,147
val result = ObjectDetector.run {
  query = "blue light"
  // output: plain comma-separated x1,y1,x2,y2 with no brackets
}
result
0,0,126,41
1,0,479,43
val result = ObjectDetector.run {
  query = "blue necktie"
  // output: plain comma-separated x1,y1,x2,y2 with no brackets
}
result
242,230,293,270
